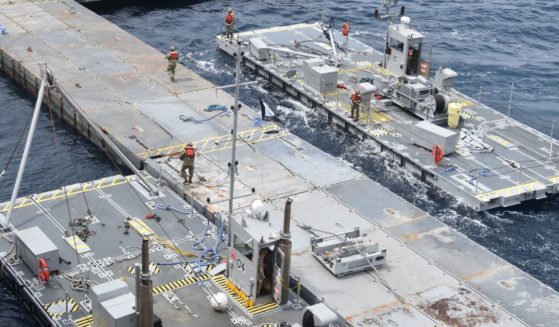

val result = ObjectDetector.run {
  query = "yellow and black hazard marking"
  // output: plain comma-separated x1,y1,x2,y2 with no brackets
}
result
128,262,160,276
369,126,391,137
323,101,392,124
43,297,80,319
74,314,93,327
368,125,399,137
212,275,279,317
259,324,278,327
153,276,196,295
338,61,391,77
0,175,134,213
338,62,375,75
136,125,289,159
247,301,280,316
152,274,210,295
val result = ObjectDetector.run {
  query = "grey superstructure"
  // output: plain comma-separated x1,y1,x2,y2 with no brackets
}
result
0,1,558,327
216,14,559,211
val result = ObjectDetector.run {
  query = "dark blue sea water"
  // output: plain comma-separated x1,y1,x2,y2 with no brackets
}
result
1,0,558,324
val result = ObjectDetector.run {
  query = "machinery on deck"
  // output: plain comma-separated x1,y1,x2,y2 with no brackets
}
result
310,227,386,277
374,15,459,124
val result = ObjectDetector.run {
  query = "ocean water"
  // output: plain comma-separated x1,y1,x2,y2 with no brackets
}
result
1,0,557,324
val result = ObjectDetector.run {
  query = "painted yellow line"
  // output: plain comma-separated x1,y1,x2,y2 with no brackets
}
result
128,218,155,237
64,236,91,254
0,176,134,213
136,126,289,159
475,180,546,202
487,135,513,148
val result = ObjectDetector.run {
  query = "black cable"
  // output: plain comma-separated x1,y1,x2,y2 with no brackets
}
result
1,106,34,173
44,87,81,266
45,88,92,215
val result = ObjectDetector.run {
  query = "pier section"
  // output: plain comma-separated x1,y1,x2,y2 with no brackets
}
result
1,1,558,326
216,23,559,210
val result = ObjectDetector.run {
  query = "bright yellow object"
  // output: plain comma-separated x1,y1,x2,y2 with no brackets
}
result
447,103,463,129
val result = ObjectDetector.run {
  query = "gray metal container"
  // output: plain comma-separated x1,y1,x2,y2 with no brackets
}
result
411,121,458,154
15,226,59,273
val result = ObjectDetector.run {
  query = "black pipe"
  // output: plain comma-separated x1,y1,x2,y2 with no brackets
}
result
283,198,293,235
278,198,293,305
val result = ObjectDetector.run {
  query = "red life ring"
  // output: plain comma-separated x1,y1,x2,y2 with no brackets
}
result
432,144,444,165
39,258,50,282
342,22,349,37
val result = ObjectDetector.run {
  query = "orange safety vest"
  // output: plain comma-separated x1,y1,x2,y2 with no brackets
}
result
169,51,178,60
185,146,195,158
351,92,361,104
342,22,349,37
225,13,234,24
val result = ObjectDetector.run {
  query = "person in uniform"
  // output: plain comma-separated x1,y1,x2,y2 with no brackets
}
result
224,8,235,41
350,90,362,121
179,143,196,184
165,46,179,81
256,247,269,296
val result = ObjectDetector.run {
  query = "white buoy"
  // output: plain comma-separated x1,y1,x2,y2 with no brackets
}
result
401,16,411,26
210,292,229,312
250,199,268,221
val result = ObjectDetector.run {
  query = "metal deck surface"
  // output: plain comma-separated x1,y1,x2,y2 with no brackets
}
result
216,22,559,211
0,175,306,326
0,1,558,326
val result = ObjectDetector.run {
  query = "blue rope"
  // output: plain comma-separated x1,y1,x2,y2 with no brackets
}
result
439,166,456,176
205,104,227,112
467,168,491,185
156,214,227,276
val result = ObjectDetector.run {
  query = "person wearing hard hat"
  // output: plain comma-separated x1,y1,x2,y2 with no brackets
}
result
224,8,235,41
350,89,362,121
179,143,196,184
165,45,179,81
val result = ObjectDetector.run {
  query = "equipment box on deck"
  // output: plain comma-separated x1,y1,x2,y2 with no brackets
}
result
15,226,60,273
411,121,458,154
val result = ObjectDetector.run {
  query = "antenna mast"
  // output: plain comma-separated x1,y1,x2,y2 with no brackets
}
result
379,0,400,69
227,40,242,277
